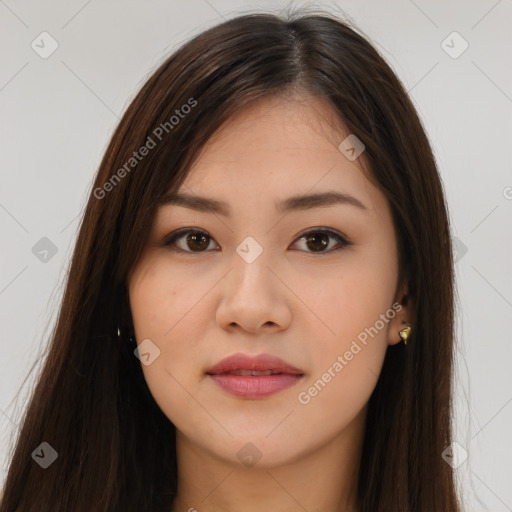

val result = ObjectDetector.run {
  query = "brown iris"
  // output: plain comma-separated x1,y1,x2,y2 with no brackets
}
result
304,232,329,252
186,232,210,251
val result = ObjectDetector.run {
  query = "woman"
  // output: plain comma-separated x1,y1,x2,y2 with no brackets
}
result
1,9,461,512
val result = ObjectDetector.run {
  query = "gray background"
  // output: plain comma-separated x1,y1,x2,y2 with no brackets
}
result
1,0,511,509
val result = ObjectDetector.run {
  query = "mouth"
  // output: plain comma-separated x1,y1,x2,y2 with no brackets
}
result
212,369,294,376
206,353,305,399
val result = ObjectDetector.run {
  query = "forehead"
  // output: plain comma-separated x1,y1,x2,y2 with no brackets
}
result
191,93,350,165
175,94,383,216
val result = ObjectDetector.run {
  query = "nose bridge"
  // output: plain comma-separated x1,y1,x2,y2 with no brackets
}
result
231,234,273,294
221,237,280,326
215,234,287,332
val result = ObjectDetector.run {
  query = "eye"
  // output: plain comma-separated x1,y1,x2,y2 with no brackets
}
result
291,227,352,253
159,228,219,253
159,227,351,254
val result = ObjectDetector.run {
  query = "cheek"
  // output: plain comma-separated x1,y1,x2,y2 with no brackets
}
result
293,280,391,443
128,256,215,423
294,249,397,418
306,250,398,348
129,256,209,340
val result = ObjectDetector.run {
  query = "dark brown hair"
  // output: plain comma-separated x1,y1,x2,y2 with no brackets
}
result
1,8,460,511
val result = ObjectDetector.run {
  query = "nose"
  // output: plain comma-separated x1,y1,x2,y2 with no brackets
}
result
215,248,292,334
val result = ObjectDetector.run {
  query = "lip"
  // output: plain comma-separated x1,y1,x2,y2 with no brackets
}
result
206,353,305,399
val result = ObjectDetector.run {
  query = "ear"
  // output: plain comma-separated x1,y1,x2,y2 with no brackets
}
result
387,281,413,346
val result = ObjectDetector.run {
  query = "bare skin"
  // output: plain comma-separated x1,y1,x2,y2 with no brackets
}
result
128,92,411,512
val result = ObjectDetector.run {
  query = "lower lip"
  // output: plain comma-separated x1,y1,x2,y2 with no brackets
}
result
208,373,303,399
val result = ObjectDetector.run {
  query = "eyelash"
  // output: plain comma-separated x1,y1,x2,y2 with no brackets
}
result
158,227,352,255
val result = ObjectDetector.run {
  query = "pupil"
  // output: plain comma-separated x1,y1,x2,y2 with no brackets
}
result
188,233,209,251
307,233,328,252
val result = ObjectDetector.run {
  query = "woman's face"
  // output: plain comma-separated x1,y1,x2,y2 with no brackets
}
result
128,94,410,468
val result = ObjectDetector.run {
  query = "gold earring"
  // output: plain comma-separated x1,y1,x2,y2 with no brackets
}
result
399,324,411,345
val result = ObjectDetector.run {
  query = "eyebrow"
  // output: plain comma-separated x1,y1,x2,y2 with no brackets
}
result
158,191,367,217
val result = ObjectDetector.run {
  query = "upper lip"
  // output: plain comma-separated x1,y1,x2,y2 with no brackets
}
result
206,353,304,375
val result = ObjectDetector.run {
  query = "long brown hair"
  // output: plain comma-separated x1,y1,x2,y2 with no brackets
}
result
1,8,460,511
